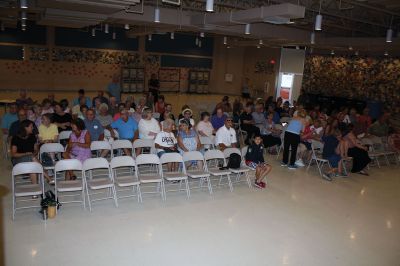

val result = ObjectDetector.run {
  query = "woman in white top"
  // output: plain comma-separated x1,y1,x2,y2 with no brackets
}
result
196,112,214,137
154,119,177,171
138,107,161,139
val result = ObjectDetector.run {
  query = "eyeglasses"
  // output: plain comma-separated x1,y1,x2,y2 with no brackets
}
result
226,119,233,122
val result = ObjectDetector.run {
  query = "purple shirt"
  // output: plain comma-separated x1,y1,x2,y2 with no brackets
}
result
211,114,227,130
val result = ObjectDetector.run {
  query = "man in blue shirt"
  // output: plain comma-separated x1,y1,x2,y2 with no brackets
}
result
1,102,18,135
84,109,104,141
109,110,138,155
72,89,92,108
107,75,121,103
211,107,227,130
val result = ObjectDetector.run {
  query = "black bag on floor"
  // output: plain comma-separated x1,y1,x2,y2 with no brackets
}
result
227,153,241,169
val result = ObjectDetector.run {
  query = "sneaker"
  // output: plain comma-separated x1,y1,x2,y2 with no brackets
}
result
280,162,287,167
287,164,298,169
322,173,333,181
295,159,305,167
254,181,264,189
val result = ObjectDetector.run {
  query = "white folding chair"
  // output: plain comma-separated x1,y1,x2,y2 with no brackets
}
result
12,162,45,220
361,138,383,168
110,156,142,202
54,159,85,212
133,139,155,158
90,141,112,158
39,143,64,171
223,148,252,188
199,136,215,150
204,149,233,192
306,140,331,177
58,130,72,146
183,151,212,194
135,154,165,201
370,136,396,165
111,139,133,158
83,158,118,211
160,153,190,199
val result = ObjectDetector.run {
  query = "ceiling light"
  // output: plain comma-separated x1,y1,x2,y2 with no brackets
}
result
20,0,28,9
310,32,315,44
315,14,322,31
124,24,130,30
21,11,27,20
223,36,227,45
21,20,26,27
227,46,231,49
386,28,393,43
92,28,96,37
348,46,353,51
148,34,152,41
21,25,26,31
206,0,214,12
200,32,205,38
154,7,160,23
104,23,109,33
257,45,261,49
384,51,389,56
112,32,116,40
170,32,174,39
245,24,251,35
330,50,335,55
259,39,263,45
355,50,359,56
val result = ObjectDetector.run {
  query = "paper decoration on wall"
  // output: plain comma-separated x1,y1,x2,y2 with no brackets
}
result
302,55,400,107
29,47,49,61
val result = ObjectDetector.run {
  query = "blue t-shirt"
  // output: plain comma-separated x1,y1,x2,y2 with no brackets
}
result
1,113,18,131
211,114,227,130
84,118,104,141
111,117,138,140
72,97,92,108
286,119,303,135
107,83,121,103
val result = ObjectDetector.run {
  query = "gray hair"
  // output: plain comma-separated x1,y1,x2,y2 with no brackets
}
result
162,119,174,130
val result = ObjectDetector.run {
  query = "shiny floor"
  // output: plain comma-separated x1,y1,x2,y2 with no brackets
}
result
1,155,400,266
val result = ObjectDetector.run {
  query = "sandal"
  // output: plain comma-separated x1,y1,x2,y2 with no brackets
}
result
357,171,369,176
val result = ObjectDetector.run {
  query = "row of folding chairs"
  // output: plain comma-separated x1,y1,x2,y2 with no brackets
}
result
12,148,255,219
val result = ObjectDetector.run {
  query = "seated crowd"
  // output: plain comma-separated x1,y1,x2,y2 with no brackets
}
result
2,89,400,191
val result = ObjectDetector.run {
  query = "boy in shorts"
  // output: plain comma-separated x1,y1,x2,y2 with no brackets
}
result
245,135,272,188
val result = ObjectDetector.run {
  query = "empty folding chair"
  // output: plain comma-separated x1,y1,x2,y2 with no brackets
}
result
204,149,233,192
306,140,331,177
12,162,45,219
223,148,252,188
183,151,213,194
112,139,134,157
110,156,142,202
135,154,165,201
160,153,190,198
58,130,72,146
39,143,65,175
199,136,215,150
54,159,85,211
83,158,118,211
90,141,112,159
370,137,396,165
133,139,155,158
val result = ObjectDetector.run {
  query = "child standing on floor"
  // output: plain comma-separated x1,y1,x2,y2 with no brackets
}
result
245,135,272,189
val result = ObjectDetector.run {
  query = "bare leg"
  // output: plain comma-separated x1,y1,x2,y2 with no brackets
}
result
100,149,109,158
30,173,38,184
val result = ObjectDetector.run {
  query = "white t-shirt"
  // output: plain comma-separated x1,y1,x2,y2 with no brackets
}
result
139,118,161,139
215,125,237,147
196,121,214,137
154,131,177,153
310,125,323,135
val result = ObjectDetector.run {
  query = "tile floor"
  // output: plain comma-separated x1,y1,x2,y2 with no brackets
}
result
1,155,400,266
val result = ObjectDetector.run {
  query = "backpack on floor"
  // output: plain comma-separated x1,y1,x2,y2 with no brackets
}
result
227,153,241,169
